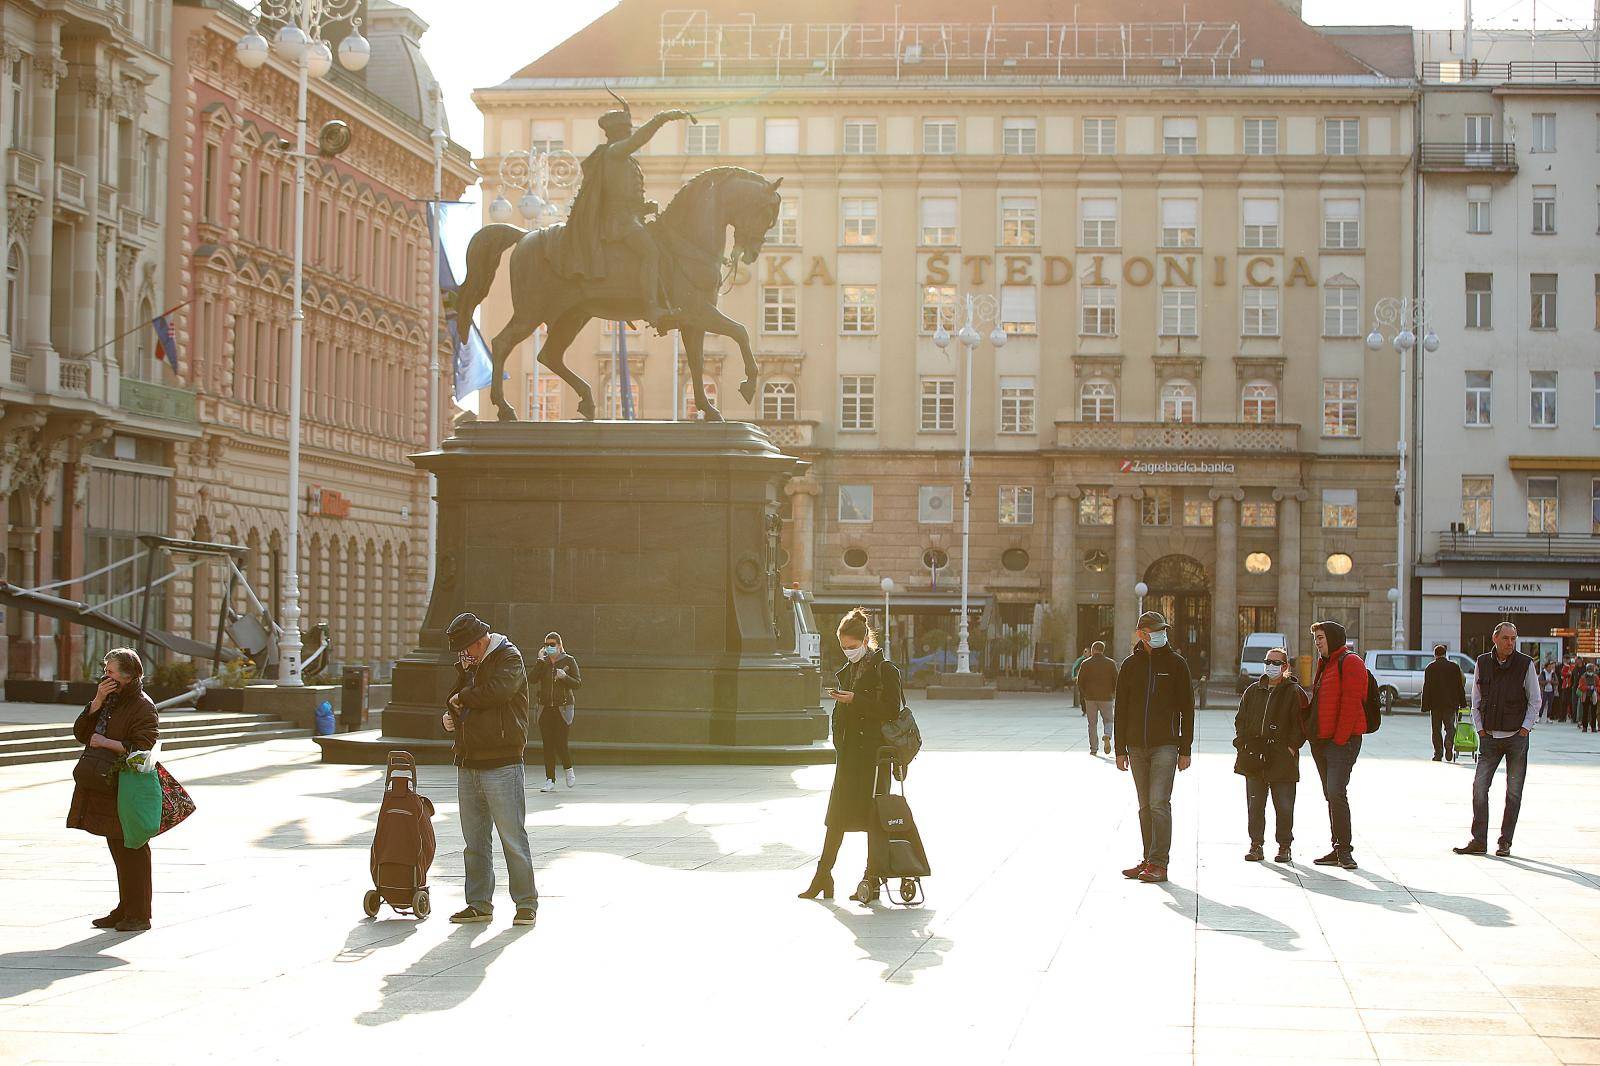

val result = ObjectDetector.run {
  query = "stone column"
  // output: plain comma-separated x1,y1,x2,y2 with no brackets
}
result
1211,489,1242,676
1274,489,1306,655
784,474,819,591
1113,489,1140,655
1049,487,1081,659
69,66,108,363
25,29,62,358
57,444,94,680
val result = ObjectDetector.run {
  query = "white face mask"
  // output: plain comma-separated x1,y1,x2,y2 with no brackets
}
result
1147,631,1169,649
1264,662,1284,680
842,644,868,663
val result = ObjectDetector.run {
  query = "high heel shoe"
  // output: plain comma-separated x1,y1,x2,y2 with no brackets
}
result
797,873,834,900
849,878,880,904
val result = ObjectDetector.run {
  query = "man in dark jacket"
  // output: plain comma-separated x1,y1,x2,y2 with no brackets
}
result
1422,644,1467,762
1234,647,1307,863
1077,641,1118,756
1454,621,1539,858
441,612,537,927
1114,611,1195,884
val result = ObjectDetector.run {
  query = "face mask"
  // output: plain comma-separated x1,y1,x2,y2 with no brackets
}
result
842,644,868,663
1147,631,1169,649
1263,662,1284,680
544,645,559,658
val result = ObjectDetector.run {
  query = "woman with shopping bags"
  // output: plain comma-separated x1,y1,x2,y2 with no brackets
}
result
67,648,159,932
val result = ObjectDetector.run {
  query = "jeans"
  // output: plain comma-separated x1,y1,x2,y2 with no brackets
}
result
458,764,537,911
106,837,152,920
1127,745,1179,867
538,706,573,779
1431,709,1457,760
1245,776,1296,848
1471,733,1528,848
1310,736,1361,850
1582,699,1598,732
1084,700,1114,748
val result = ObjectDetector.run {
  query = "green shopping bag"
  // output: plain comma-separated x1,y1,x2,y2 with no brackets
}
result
117,767,163,849
1453,717,1479,754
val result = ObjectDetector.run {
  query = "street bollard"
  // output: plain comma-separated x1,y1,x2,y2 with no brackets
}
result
340,666,370,732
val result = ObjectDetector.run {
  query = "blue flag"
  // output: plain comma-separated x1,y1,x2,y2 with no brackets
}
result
615,323,635,419
151,315,179,373
432,204,493,404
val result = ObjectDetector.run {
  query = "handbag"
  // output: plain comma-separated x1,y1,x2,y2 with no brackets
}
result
880,705,922,778
73,705,119,795
155,763,197,836
118,767,163,848
1233,736,1270,776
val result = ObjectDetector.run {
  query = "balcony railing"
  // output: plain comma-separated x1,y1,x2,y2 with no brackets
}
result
55,164,88,213
97,185,116,216
753,418,815,449
1418,142,1518,172
1056,420,1299,453
1435,530,1600,562
1423,60,1600,85
57,358,90,394
7,149,42,195
120,378,197,422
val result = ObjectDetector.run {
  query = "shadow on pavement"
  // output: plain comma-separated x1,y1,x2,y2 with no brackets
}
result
1497,856,1600,891
0,935,128,1000
355,923,531,1025
1268,861,1515,927
1156,882,1303,951
335,916,423,963
824,901,948,981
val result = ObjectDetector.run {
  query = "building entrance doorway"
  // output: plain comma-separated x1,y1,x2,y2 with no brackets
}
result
1145,555,1212,674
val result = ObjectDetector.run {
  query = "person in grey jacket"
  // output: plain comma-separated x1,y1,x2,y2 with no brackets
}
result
1454,621,1540,858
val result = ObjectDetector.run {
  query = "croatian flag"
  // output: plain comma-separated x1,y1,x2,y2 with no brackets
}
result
433,203,493,403
152,315,179,373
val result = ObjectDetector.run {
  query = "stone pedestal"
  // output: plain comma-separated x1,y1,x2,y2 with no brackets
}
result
925,670,997,700
318,420,830,765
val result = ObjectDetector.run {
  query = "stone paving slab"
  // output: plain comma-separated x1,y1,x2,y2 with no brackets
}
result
4,696,1600,1063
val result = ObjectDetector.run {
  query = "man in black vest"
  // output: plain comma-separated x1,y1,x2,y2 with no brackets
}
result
1454,621,1540,858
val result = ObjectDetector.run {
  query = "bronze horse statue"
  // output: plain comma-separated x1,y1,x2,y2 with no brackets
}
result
455,167,783,422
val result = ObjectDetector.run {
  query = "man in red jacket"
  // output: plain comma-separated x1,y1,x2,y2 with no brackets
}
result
1308,619,1368,870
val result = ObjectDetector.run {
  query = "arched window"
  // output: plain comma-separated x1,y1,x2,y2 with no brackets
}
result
6,243,23,340
761,379,797,421
1242,380,1278,423
1080,379,1116,422
685,379,719,420
1160,380,1197,423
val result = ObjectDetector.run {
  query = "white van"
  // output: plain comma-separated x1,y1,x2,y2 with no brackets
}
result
1365,649,1478,711
1237,632,1290,693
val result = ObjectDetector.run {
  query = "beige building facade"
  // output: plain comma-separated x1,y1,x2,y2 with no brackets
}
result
476,0,1418,679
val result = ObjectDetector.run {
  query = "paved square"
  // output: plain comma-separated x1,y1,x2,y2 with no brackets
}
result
5,696,1600,1064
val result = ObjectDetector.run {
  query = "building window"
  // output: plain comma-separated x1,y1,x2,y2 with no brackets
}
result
1527,477,1559,533
686,121,721,154
1160,198,1198,247
919,485,955,524
1002,117,1036,155
1142,488,1173,526
1531,370,1558,427
1161,288,1198,336
1323,378,1359,438
999,377,1036,434
840,286,877,334
1465,273,1493,329
1080,380,1116,422
142,136,161,220
761,379,797,421
762,285,797,334
1325,117,1359,155
1325,553,1354,576
840,376,875,430
1531,273,1558,329
202,142,219,223
8,58,26,149
838,484,874,523
764,118,799,153
1081,198,1118,247
1324,283,1360,337
1322,488,1358,528
1162,117,1198,154
1160,380,1197,423
1595,274,1600,329
529,119,564,154
1184,498,1215,527
529,374,562,420
999,485,1034,525
1079,489,1113,526
1323,198,1360,248
1242,500,1278,528
1592,479,1600,535
922,118,957,154
1000,197,1038,246
1242,381,1278,423
1000,285,1037,335
1081,286,1117,336
1244,117,1278,155
765,198,798,246
921,284,957,334
1531,112,1556,153
4,243,20,339
1243,198,1280,248
1243,287,1279,336
1461,476,1493,533
1533,185,1556,234
1465,371,1493,426
920,377,955,432
841,197,878,245
1083,117,1116,154
843,119,878,154
604,376,643,420
1467,185,1491,233
919,197,957,246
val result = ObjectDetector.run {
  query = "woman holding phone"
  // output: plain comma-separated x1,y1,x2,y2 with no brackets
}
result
798,608,903,905
67,648,159,931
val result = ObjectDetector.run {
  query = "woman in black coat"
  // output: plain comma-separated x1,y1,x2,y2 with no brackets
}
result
67,648,160,931
1232,647,1307,864
529,631,582,791
799,608,903,905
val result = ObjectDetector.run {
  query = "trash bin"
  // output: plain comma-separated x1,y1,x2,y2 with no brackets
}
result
340,666,370,732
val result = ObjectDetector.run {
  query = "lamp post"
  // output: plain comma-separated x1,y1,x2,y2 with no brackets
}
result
1366,297,1439,651
489,148,576,418
880,576,894,659
1387,587,1401,653
1135,581,1149,617
236,0,369,686
932,292,1005,675
426,85,444,596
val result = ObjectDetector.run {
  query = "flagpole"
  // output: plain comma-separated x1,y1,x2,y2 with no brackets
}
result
78,298,196,361
427,86,444,597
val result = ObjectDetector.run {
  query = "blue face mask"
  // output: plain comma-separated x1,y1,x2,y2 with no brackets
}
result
1147,631,1169,649
544,645,559,659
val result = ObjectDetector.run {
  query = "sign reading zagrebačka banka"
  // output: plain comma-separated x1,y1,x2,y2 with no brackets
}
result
1120,459,1237,475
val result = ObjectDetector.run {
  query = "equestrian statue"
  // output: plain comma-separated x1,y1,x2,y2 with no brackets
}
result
454,96,784,422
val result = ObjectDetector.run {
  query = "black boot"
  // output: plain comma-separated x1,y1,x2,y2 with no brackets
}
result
797,870,834,900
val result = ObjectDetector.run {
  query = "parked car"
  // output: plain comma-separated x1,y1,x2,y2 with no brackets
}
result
1364,649,1477,712
1237,632,1290,693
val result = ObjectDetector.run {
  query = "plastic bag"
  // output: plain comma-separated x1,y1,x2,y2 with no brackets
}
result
117,766,163,848
123,742,162,774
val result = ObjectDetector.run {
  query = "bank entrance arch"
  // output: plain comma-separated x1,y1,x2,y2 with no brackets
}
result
1144,555,1212,674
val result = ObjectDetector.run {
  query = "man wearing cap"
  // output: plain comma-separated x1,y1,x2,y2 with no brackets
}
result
1421,643,1467,762
442,612,537,927
1113,611,1196,884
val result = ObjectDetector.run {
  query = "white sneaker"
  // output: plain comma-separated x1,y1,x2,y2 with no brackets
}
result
540,778,556,793
564,767,576,788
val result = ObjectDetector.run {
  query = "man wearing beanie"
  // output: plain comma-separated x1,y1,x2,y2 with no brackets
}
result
442,612,537,927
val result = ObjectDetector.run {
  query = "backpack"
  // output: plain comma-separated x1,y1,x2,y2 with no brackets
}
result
1321,651,1382,735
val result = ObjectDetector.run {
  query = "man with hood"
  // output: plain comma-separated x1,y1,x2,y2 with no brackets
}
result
1113,611,1195,884
1307,619,1368,870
